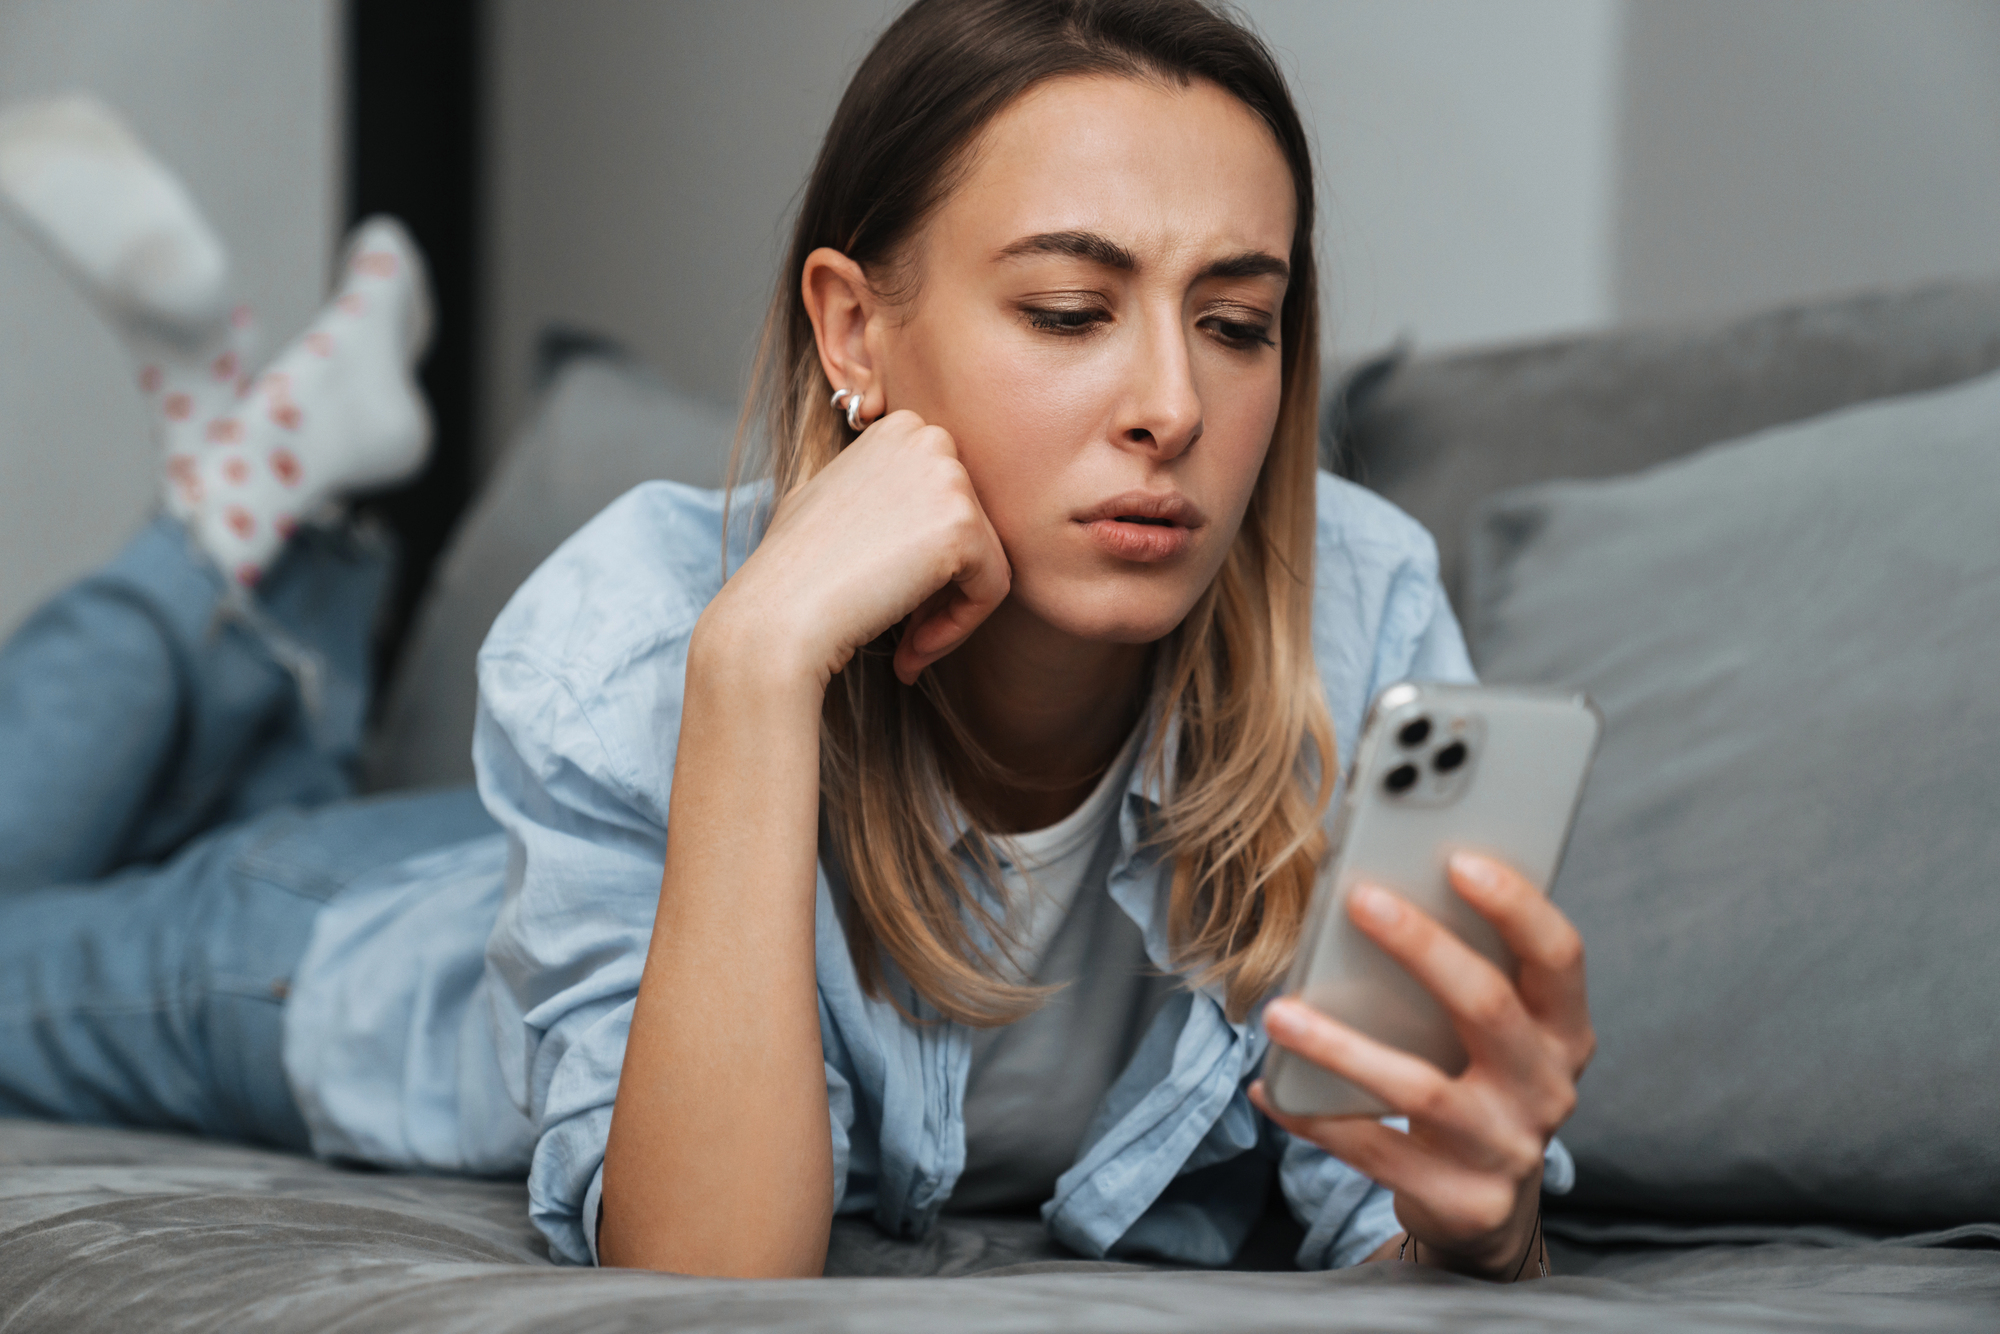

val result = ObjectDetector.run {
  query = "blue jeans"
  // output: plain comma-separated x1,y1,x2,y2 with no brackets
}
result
0,517,493,1148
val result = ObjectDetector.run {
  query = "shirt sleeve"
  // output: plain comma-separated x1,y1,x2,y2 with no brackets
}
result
1311,473,1478,777
473,632,863,1266
1366,525,1476,696
473,646,670,1266
1282,1133,1403,1269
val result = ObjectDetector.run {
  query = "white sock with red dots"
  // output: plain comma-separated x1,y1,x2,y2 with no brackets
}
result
145,307,266,525
177,217,433,587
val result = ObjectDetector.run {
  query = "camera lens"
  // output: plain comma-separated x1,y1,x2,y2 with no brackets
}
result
1397,717,1432,748
1433,741,1468,773
1384,763,1419,794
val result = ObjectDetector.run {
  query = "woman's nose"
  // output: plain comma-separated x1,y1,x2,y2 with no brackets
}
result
1116,320,1203,460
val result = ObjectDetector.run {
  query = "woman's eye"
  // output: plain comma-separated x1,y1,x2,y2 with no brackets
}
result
1207,318,1275,350
1022,306,1108,335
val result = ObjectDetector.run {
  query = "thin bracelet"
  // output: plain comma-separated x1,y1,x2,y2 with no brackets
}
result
1509,1205,1548,1282
1399,1204,1547,1281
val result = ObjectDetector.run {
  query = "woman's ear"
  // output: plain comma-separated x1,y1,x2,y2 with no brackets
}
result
801,247,884,422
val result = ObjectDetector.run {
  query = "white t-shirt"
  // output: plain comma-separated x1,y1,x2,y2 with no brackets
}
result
986,727,1141,978
948,729,1180,1214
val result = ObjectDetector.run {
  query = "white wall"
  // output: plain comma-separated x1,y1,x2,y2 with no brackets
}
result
484,0,1624,452
1249,0,1621,360
485,0,902,459
0,0,339,636
1615,0,2000,324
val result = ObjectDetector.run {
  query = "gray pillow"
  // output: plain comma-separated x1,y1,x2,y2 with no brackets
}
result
365,353,737,790
1339,276,2000,614
1465,369,2000,1227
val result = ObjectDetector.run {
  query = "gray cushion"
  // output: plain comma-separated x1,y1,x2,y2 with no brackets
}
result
1338,276,2000,612
365,353,736,790
1464,369,2000,1226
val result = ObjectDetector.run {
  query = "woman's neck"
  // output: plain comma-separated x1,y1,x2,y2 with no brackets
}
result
936,600,1151,834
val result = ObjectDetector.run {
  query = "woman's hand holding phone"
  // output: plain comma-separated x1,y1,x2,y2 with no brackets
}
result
1250,852,1595,1281
706,409,1012,689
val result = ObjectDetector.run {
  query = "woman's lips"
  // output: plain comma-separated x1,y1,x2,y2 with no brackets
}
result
1083,518,1195,561
1074,491,1206,563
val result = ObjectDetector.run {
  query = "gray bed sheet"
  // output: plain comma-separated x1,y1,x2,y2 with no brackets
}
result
4,1121,1996,1333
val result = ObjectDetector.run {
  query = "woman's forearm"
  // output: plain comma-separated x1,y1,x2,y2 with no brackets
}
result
595,408,1008,1274
598,609,833,1276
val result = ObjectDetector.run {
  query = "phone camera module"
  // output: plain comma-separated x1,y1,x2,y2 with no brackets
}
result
1432,741,1468,773
1396,717,1432,748
1384,763,1420,794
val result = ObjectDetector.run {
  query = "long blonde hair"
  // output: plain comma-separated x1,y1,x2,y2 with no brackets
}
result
732,0,1334,1024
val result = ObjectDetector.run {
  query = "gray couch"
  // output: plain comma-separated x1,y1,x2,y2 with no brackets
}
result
5,279,1999,1332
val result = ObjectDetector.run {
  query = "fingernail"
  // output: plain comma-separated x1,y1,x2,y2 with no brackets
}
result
1350,884,1400,926
1449,852,1500,892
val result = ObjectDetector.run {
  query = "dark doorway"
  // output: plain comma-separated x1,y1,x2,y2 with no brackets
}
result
343,0,484,694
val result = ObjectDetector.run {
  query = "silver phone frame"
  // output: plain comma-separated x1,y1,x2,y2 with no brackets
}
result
1263,681,1602,1119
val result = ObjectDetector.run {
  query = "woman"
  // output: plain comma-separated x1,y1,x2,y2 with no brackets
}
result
0,0,1592,1284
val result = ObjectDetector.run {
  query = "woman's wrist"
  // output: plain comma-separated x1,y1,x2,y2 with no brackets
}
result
687,591,833,706
1400,1197,1546,1282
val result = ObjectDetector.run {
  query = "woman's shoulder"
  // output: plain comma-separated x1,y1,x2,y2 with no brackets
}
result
479,479,766,684
1309,469,1450,634
1312,468,1441,578
1308,470,1472,760
473,479,768,815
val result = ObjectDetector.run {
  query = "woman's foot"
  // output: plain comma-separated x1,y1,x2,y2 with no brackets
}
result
179,217,433,587
0,94,259,523
0,93,228,332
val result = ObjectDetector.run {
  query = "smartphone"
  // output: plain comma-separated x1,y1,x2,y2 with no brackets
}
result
1263,682,1602,1118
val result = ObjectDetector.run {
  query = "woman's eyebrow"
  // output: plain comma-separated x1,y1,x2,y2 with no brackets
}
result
995,230,1136,270
1199,251,1289,282
994,230,1288,283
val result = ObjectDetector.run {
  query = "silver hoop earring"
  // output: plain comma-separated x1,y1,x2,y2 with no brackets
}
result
831,386,866,432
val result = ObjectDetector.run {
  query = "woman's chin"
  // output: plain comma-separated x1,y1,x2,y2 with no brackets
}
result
1015,576,1207,647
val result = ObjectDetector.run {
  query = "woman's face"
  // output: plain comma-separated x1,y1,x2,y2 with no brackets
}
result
873,73,1297,646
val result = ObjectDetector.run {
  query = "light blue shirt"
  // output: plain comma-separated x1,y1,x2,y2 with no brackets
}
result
284,471,1571,1270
